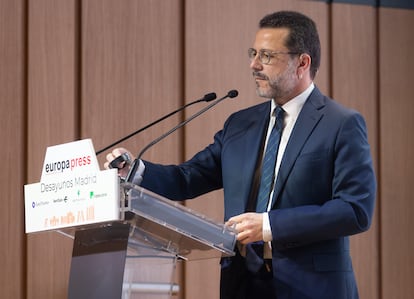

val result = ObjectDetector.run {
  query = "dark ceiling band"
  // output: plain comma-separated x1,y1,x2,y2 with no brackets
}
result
311,0,414,10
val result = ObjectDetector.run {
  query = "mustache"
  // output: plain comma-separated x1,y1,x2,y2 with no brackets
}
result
252,72,268,80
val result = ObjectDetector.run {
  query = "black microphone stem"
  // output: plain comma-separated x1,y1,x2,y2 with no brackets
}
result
95,93,216,155
126,90,238,182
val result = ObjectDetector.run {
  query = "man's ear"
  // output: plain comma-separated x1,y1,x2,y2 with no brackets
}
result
297,53,311,79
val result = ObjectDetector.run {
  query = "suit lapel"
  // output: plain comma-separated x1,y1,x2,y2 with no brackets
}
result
271,88,326,207
239,102,270,210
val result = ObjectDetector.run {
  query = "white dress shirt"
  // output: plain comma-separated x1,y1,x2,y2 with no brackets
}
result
262,83,315,243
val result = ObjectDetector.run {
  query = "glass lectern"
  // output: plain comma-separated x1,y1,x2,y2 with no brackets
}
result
63,182,236,299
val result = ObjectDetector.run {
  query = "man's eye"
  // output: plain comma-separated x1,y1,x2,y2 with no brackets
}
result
261,52,271,60
248,49,257,59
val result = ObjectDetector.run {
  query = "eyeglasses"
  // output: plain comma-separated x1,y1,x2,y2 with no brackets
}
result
248,48,299,64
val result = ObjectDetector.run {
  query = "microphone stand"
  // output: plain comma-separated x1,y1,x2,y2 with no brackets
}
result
125,90,238,183
95,92,216,155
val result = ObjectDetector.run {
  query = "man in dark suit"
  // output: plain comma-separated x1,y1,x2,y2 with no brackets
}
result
106,11,376,299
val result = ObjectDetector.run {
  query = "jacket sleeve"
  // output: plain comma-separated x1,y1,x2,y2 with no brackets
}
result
139,129,226,200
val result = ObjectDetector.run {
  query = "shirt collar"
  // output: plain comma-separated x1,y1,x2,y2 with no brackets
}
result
271,83,315,119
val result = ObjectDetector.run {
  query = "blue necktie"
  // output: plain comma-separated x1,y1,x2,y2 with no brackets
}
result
256,106,284,212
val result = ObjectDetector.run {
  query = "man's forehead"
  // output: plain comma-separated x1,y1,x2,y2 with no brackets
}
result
253,28,289,48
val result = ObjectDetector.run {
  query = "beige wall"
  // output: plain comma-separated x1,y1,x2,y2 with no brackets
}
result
0,0,25,298
1,0,413,298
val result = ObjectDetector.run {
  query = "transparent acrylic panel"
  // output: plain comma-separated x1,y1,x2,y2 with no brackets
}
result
121,182,236,260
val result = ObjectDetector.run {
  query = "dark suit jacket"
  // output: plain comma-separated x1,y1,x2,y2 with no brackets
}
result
140,87,376,299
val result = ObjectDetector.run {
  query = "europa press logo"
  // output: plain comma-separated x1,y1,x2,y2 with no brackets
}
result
44,155,92,175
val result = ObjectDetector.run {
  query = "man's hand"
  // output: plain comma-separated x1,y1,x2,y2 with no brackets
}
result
104,147,134,179
226,212,264,244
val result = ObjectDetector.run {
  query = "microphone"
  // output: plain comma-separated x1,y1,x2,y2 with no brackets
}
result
95,92,217,155
125,89,239,182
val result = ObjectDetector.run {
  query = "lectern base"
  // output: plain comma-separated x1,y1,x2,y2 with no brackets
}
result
68,223,130,299
122,253,179,299
67,222,180,299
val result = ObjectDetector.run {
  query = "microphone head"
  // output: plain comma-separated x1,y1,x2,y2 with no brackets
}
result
203,92,217,102
227,89,239,98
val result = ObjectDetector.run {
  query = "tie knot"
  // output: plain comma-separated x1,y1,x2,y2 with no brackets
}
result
273,106,284,119
273,106,285,130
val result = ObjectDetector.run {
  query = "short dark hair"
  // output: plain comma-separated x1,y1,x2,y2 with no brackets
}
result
259,11,321,79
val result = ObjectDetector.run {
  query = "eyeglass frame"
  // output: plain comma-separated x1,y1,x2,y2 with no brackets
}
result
248,48,300,65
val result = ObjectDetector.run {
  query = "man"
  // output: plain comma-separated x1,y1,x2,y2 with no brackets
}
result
106,11,376,299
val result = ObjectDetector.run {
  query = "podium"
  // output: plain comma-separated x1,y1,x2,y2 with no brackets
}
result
62,182,236,299
24,139,236,298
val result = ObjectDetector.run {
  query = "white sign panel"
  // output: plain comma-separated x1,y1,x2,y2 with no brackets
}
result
24,139,120,233
40,139,99,181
